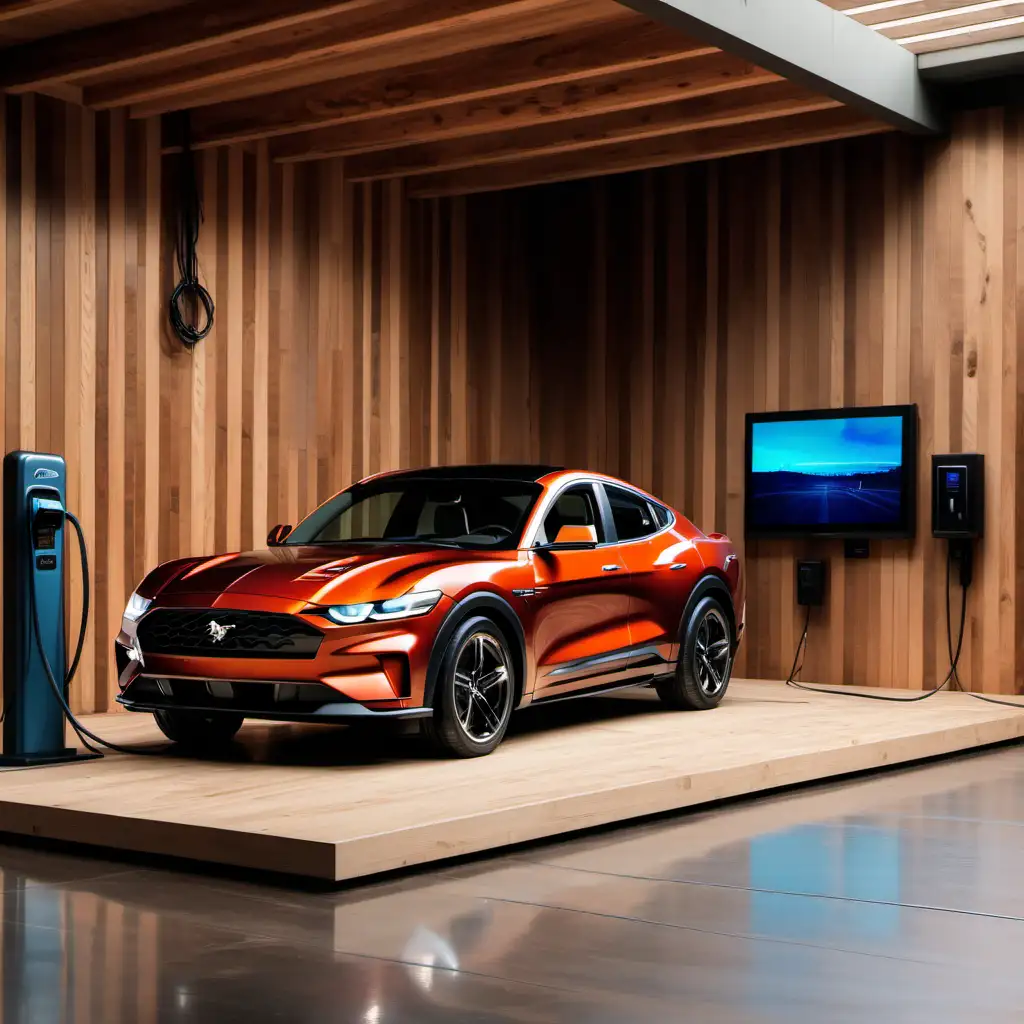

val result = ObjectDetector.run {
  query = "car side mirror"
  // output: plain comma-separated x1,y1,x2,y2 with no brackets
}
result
536,524,598,552
267,523,292,547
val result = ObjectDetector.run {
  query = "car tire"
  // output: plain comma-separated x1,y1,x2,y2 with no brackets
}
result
656,595,734,711
425,615,516,758
153,709,244,748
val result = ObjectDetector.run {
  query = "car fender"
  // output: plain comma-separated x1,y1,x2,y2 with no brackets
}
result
423,592,528,709
677,573,737,650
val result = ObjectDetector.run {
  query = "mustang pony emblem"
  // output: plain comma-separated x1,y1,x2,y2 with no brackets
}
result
207,620,235,643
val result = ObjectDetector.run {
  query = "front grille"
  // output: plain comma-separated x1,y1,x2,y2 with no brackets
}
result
137,609,323,659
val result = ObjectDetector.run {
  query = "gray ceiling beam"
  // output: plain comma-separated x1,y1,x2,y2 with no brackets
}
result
616,0,944,134
919,37,1024,82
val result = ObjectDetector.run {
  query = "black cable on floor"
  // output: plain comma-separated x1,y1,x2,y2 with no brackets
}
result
785,606,810,688
962,692,1024,708
946,547,963,693
785,547,967,703
938,547,1024,710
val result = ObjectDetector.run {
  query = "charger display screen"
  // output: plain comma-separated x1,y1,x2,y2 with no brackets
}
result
33,526,56,550
945,470,961,491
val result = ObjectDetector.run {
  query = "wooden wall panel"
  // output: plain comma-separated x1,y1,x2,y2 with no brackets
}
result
411,112,1023,696
0,96,419,713
1,95,1023,711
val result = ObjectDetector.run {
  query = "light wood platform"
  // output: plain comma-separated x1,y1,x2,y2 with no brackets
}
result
0,680,1021,882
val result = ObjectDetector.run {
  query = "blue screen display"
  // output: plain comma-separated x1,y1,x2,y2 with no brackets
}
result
748,415,904,531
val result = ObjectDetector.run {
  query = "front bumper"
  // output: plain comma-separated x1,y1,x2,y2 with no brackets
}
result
115,593,454,715
116,675,432,722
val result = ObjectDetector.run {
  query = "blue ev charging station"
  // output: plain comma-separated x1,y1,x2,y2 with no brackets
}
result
1,451,98,767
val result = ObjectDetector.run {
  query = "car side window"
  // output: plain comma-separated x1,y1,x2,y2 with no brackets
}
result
539,485,605,545
605,485,658,542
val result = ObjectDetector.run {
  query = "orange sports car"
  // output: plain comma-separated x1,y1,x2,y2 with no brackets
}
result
114,466,744,757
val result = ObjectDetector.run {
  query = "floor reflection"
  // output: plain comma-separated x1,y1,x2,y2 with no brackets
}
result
1,745,1024,1022
748,824,902,939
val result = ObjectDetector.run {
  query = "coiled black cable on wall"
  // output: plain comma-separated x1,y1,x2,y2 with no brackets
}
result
168,112,214,348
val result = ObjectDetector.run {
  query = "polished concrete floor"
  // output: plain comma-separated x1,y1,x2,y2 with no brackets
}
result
3,744,1024,1023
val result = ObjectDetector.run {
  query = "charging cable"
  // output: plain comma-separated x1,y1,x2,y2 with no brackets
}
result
785,547,967,702
786,546,1024,708
29,510,164,758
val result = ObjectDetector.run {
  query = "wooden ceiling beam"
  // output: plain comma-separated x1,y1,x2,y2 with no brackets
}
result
0,0,85,23
271,53,778,163
0,0,365,91
183,19,716,148
823,2,1017,28
82,0,628,112
806,1,1024,54
841,2,999,27
900,14,1024,54
342,81,839,181
406,106,890,197
882,5,1024,40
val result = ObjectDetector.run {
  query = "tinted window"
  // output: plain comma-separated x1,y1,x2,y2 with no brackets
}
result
286,478,541,550
606,486,657,541
539,485,605,545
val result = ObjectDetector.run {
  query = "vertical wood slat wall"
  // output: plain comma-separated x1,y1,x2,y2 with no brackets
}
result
435,112,1023,696
1,94,1021,709
1,95,411,713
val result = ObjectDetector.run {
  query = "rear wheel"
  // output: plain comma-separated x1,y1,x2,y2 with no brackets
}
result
425,616,516,758
153,709,244,749
656,595,734,711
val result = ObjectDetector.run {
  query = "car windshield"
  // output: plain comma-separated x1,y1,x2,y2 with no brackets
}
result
285,478,542,550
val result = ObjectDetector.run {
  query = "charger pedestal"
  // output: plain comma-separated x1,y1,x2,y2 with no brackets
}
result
0,451,99,768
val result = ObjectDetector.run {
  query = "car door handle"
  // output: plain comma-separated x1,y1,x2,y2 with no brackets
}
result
670,563,688,571
602,564,623,572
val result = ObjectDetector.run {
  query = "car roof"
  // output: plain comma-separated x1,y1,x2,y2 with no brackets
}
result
375,464,563,483
364,466,658,499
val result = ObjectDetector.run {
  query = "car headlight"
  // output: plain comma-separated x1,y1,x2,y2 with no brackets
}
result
326,590,441,625
122,591,152,623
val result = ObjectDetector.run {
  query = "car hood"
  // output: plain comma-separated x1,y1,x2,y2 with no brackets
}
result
148,544,502,607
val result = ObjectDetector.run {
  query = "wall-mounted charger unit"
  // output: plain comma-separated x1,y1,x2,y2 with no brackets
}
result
796,559,827,607
932,454,984,539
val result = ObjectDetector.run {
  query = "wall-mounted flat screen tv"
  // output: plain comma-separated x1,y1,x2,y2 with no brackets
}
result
745,405,918,539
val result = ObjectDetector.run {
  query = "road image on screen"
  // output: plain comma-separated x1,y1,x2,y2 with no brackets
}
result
749,416,904,531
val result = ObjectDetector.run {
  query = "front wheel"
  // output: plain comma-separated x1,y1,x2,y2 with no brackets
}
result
153,709,244,749
656,596,734,711
424,616,516,758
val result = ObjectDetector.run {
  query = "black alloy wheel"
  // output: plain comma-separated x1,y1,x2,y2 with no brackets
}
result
425,616,515,758
656,595,734,711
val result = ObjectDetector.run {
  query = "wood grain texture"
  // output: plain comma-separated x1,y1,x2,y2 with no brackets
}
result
104,109,127,712
818,0,1024,52
0,0,895,208
0,99,5,708
341,81,836,181
0,97,431,712
0,0,380,90
1,97,1023,710
269,55,780,163
406,106,889,197
18,94,35,450
184,20,716,148
0,681,1021,880
85,0,628,113
406,113,1024,695
0,2,187,44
